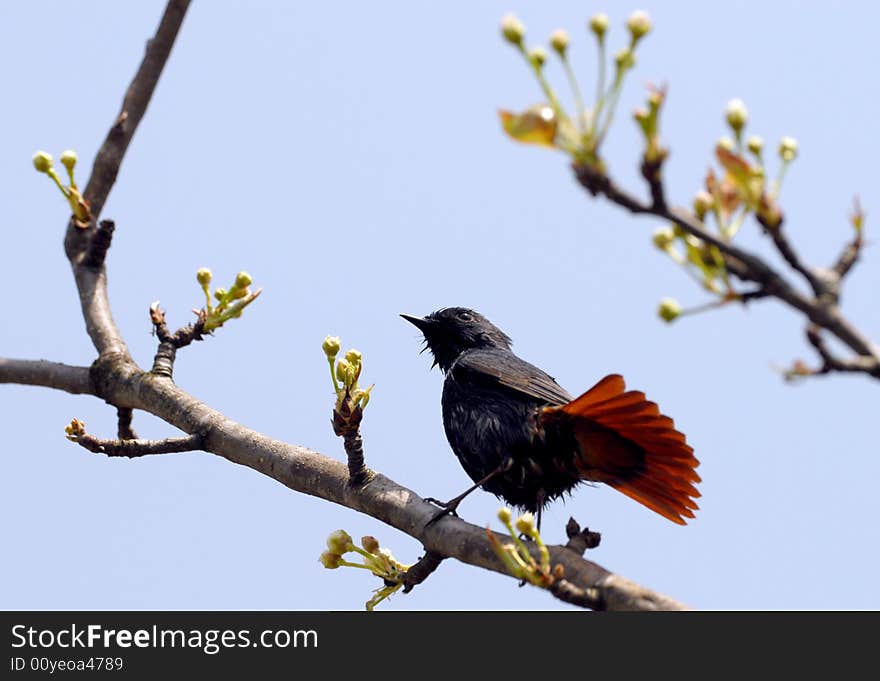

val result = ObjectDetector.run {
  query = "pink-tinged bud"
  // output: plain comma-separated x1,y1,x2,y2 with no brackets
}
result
319,551,342,569
550,29,569,55
626,10,652,42
589,13,609,40
778,136,798,162
725,98,748,133
501,13,525,45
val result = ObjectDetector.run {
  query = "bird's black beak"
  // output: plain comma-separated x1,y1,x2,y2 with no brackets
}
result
400,313,433,333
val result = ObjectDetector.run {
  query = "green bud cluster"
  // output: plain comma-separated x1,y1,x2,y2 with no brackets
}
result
196,268,262,332
498,10,656,169
317,529,410,610
488,507,556,588
31,148,91,226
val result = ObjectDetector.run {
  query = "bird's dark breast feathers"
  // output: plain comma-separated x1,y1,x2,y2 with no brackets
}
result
441,369,581,512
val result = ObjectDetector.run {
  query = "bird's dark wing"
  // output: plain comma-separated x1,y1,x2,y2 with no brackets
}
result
451,348,573,406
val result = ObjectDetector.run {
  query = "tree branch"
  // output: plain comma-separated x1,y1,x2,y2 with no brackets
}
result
70,430,203,458
805,325,880,378
81,0,191,222
3,0,694,611
64,0,190,359
573,163,880,377
0,359,93,396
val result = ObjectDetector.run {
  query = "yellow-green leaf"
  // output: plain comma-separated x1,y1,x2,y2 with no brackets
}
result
499,105,557,147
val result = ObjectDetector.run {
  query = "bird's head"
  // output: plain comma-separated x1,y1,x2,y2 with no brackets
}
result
400,307,512,372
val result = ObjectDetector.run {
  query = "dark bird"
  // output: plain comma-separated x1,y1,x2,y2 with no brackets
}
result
401,307,700,527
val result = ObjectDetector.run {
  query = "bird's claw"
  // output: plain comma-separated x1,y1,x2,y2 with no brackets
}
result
423,497,461,527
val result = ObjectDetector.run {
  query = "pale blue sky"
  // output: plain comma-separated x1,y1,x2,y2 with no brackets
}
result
2,1,878,610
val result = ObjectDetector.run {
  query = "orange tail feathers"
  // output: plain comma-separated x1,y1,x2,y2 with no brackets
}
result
543,374,700,525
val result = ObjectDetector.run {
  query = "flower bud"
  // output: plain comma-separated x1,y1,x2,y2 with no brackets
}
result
615,48,635,71
725,98,748,133
779,136,798,162
319,551,342,569
501,13,525,45
627,10,652,42
717,136,735,152
235,271,253,289
326,529,353,555
32,151,53,173
747,135,764,156
693,190,714,220
322,335,341,358
213,287,227,301
336,358,353,385
196,268,212,286
497,507,513,524
633,107,651,135
658,298,681,323
528,46,547,68
589,13,610,40
652,226,675,250
550,29,569,55
361,536,380,553
515,512,537,536
344,348,362,364
64,418,86,438
60,149,77,172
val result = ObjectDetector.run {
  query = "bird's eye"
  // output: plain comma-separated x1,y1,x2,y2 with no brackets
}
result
457,311,472,322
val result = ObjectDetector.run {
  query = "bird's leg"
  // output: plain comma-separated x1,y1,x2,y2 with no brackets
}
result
535,489,546,534
424,457,514,527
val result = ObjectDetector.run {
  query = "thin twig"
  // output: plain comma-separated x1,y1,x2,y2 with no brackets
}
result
149,302,205,378
755,214,825,296
549,579,604,610
564,517,602,555
71,431,203,458
117,407,138,440
402,550,445,593
805,325,880,377
82,220,116,268
832,234,863,281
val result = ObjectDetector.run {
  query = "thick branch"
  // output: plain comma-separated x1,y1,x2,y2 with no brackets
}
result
0,359,93,396
100,367,688,610
4,357,685,608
